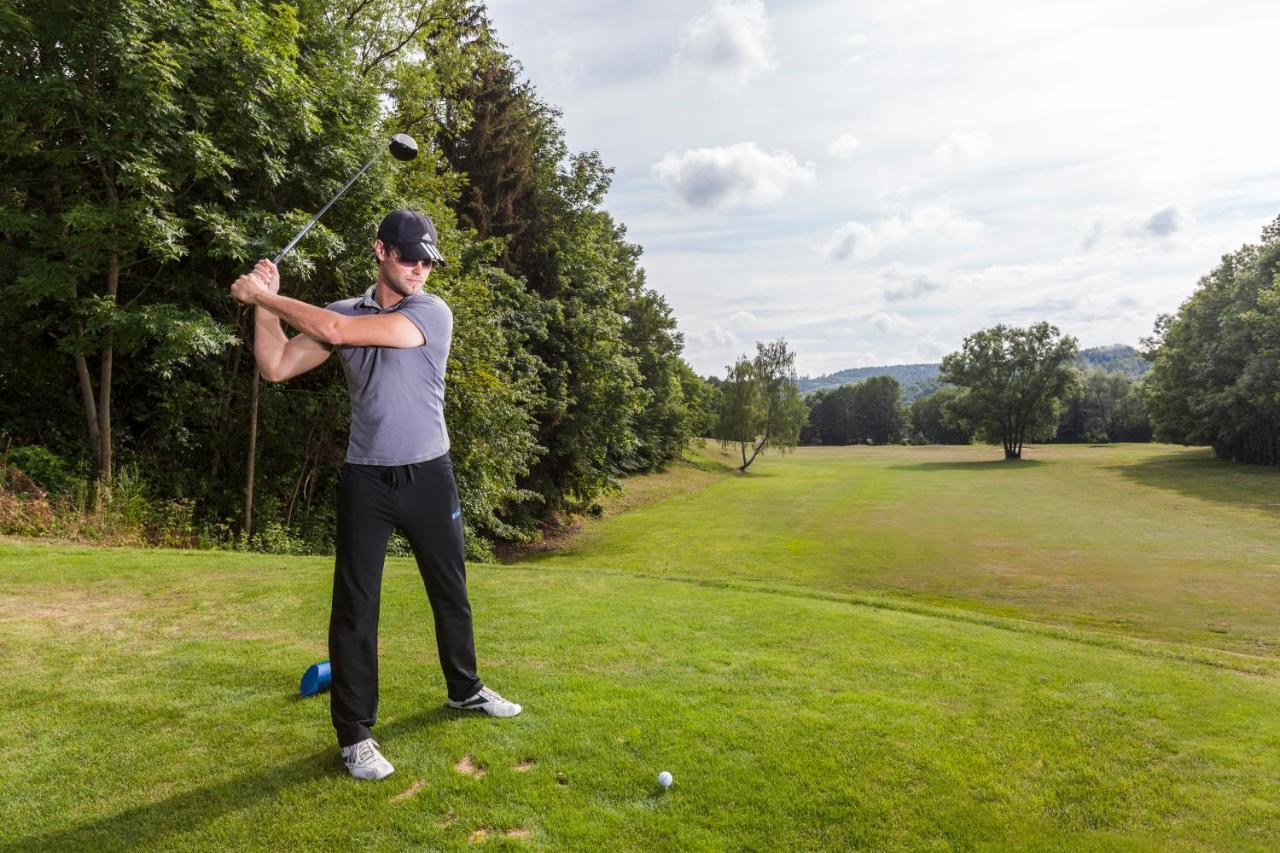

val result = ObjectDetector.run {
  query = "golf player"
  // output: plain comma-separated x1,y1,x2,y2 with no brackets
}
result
229,209,521,781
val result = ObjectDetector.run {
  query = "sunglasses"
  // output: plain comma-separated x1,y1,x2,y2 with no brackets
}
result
388,247,433,269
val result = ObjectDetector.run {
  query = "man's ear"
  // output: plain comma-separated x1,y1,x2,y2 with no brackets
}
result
373,238,387,262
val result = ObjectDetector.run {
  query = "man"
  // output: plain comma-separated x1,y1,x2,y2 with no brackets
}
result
230,209,521,781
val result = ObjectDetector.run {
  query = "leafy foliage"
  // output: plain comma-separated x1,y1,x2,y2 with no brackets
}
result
802,377,906,445
1054,368,1152,443
940,323,1080,460
908,387,972,445
0,0,709,554
716,339,808,470
1143,218,1280,464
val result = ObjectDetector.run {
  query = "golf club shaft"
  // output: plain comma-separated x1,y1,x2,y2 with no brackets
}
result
272,150,386,265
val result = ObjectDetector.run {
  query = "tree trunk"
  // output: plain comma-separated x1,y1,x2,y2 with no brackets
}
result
243,366,261,539
740,428,770,471
97,252,119,486
74,348,100,466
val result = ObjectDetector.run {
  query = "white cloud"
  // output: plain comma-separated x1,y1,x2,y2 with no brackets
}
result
825,206,984,261
884,274,945,302
1080,204,1194,251
651,142,815,210
827,132,861,158
934,131,992,162
866,311,917,335
839,33,869,66
674,0,776,89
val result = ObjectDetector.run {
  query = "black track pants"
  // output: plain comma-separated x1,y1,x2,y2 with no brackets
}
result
329,453,483,747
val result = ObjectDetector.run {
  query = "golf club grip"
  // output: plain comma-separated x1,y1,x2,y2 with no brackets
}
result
272,149,386,265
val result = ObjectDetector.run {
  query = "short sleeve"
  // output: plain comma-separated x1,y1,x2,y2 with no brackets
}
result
397,294,452,348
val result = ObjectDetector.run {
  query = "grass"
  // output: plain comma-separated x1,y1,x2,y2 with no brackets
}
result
1,443,1278,849
526,443,1280,658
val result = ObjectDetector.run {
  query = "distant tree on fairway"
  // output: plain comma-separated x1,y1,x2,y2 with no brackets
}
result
909,386,972,444
941,323,1080,459
717,339,808,471
850,376,906,444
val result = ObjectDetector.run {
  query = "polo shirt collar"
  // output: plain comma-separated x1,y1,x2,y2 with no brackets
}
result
357,287,412,313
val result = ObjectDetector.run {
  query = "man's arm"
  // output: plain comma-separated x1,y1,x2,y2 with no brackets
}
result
230,262,425,350
233,260,332,383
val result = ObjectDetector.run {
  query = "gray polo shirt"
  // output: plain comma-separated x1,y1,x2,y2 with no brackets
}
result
326,287,452,466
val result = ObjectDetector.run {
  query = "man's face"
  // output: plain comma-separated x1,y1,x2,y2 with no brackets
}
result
375,239,432,296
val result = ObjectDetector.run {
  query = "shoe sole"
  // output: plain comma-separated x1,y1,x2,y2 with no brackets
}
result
447,702,522,718
347,765,395,780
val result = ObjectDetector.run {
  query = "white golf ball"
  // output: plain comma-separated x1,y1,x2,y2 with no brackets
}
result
657,771,673,788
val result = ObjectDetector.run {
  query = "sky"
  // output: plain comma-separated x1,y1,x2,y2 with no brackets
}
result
484,0,1280,378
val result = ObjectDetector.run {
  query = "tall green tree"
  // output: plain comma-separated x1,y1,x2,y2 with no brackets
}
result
941,323,1080,460
717,339,808,471
1144,218,1280,464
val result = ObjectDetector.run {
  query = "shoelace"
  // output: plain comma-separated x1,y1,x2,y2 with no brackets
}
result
479,687,505,703
352,740,381,765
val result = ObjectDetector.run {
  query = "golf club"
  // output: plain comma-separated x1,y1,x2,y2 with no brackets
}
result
272,133,419,265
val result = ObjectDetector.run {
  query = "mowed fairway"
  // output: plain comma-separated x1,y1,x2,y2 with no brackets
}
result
525,443,1280,659
1,444,1279,849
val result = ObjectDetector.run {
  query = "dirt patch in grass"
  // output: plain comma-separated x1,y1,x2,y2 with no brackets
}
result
392,779,425,802
513,758,535,772
455,754,485,778
505,827,532,840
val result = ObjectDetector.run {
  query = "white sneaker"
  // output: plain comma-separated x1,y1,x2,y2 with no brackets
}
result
341,738,395,780
447,686,522,718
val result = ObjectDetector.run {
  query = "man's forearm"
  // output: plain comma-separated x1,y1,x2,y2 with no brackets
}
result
253,305,288,370
252,292,343,345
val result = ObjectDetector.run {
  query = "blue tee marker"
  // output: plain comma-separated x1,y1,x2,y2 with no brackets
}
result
299,660,332,697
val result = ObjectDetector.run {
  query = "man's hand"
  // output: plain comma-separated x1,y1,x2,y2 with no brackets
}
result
253,259,280,294
231,270,269,305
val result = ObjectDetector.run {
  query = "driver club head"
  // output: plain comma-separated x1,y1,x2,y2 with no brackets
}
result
388,133,419,162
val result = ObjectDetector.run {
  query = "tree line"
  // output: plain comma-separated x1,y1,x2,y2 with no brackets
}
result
800,325,1160,454
1143,218,1280,465
0,0,717,554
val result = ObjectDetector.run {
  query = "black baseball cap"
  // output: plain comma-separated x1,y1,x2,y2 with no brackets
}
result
377,209,446,265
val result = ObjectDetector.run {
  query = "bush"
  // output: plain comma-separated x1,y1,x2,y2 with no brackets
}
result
3,445,75,495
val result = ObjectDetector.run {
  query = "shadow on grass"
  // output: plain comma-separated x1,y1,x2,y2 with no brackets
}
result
889,459,1047,472
1113,447,1280,515
7,707,453,852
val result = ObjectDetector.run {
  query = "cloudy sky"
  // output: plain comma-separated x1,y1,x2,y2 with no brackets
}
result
485,0,1280,378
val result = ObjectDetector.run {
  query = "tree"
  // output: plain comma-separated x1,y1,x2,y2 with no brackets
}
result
1054,368,1151,443
940,323,1080,460
1144,218,1280,464
849,376,905,445
717,339,808,471
805,377,905,445
909,386,971,444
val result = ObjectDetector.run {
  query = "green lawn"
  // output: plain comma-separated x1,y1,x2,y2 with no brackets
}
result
526,443,1280,659
2,444,1279,849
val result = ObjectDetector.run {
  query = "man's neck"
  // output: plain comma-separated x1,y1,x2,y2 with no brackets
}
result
373,278,411,309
